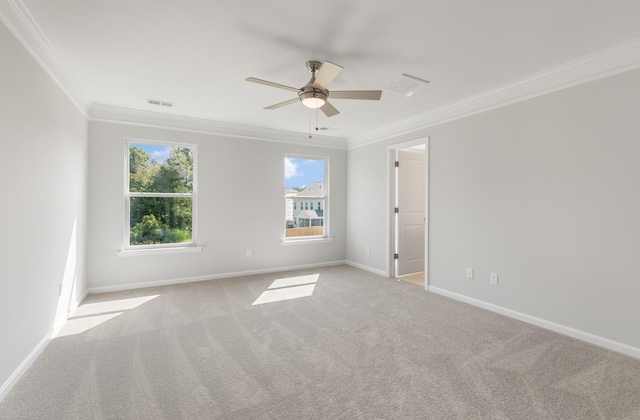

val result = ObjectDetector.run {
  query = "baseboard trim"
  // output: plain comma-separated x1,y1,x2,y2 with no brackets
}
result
87,260,347,294
52,288,90,336
344,260,388,277
2,285,91,403
0,331,52,403
75,289,89,312
428,286,640,360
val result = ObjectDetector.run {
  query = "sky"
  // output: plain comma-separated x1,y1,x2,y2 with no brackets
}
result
133,143,171,164
284,157,325,188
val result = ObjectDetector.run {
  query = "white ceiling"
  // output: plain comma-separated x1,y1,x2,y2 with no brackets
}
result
9,0,640,144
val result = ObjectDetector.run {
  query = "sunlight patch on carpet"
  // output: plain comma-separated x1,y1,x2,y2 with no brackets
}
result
253,274,319,305
56,294,160,337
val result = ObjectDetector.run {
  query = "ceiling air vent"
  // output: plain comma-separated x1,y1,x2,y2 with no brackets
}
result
147,98,173,107
383,74,429,97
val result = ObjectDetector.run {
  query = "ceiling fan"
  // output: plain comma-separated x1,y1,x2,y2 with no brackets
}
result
245,60,382,117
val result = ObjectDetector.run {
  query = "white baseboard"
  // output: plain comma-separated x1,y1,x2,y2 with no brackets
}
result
87,260,347,294
2,262,350,403
344,260,388,277
74,289,89,312
0,331,52,403
52,288,90,336
2,286,91,403
428,286,640,360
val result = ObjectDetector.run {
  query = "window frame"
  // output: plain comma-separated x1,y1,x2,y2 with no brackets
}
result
124,138,198,251
283,154,329,242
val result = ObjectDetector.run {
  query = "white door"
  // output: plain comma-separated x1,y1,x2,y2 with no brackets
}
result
397,150,425,276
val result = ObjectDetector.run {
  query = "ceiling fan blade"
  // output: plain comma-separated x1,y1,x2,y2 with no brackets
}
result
264,98,300,110
245,77,300,93
313,61,343,89
330,90,382,100
320,101,340,117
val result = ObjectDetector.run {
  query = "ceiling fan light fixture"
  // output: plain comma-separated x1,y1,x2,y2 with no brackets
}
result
299,90,327,109
301,96,326,109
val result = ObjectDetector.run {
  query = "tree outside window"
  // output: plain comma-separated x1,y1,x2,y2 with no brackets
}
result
127,141,196,247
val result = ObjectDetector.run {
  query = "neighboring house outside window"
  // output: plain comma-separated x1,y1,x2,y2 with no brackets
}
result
284,156,328,239
284,187,298,229
126,140,196,249
292,183,325,228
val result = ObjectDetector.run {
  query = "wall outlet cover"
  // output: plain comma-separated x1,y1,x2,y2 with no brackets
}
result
490,272,498,285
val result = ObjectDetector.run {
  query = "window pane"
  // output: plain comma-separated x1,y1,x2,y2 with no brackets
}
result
284,156,326,238
130,197,192,245
129,144,193,193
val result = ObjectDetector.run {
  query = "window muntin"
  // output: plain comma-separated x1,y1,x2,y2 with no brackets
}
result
126,140,196,248
284,156,327,239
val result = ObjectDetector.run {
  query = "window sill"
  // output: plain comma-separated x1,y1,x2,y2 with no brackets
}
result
118,246,203,257
281,237,334,246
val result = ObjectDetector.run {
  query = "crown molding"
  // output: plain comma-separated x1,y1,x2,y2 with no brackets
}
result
348,36,640,149
89,104,348,150
0,0,91,117
4,0,640,150
0,0,345,149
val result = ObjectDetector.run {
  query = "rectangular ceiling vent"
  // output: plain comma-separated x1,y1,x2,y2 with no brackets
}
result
147,98,173,107
383,74,429,97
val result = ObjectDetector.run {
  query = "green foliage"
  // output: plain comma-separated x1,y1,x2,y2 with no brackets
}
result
129,145,194,246
163,228,189,243
129,146,154,192
130,214,191,245
130,215,163,244
153,148,193,193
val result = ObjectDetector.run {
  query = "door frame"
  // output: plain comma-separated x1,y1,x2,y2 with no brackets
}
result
388,136,429,290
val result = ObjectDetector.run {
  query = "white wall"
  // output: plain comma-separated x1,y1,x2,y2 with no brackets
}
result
2,6,639,401
346,143,390,275
347,68,640,352
87,121,347,290
0,23,88,397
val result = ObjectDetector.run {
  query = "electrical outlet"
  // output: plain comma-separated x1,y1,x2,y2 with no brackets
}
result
490,273,498,285
246,249,252,258
366,245,370,254
466,267,473,279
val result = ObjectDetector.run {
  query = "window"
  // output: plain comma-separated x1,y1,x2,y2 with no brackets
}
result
126,140,196,248
284,155,327,239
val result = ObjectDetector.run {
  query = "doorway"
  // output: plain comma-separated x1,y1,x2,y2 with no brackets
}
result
389,138,428,289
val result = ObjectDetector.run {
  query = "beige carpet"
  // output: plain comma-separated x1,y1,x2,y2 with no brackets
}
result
1,265,639,419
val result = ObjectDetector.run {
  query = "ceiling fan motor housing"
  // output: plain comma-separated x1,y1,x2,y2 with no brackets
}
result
299,85,328,104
